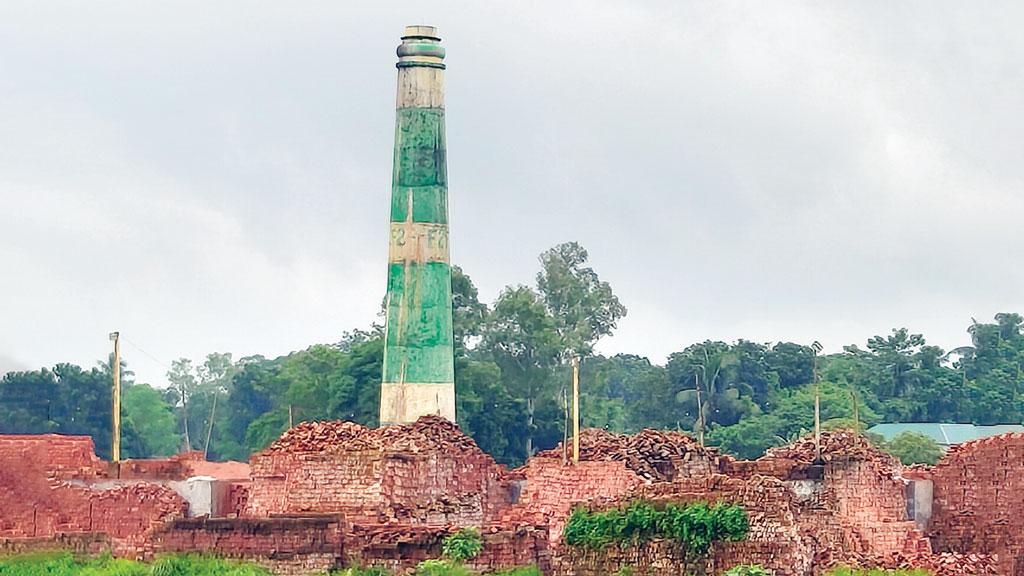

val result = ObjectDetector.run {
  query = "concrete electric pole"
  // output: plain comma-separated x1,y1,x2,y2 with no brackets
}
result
110,331,121,463
572,356,580,464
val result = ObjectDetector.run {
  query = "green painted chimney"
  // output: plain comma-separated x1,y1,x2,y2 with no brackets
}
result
379,25,456,425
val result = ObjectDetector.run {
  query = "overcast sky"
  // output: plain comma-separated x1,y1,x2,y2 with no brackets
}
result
2,1,1022,386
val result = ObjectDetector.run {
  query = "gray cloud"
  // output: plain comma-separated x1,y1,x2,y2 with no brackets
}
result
1,1,1021,385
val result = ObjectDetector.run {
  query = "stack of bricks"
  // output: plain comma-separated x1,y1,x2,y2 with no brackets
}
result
342,523,550,574
90,483,188,556
930,432,1024,575
150,516,343,575
245,416,510,525
535,428,722,482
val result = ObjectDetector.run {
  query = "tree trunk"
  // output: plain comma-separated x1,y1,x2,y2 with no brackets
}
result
203,392,218,459
181,386,191,452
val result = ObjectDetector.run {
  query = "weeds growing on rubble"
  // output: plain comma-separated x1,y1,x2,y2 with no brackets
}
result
562,500,749,555
827,565,933,569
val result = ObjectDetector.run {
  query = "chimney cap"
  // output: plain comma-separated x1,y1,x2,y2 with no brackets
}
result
402,25,440,40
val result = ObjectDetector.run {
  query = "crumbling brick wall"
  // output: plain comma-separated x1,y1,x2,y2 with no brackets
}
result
502,457,644,542
150,516,344,575
930,432,1024,575
0,434,188,556
550,431,931,576
244,416,510,525
342,524,550,574
825,460,928,556
553,475,813,576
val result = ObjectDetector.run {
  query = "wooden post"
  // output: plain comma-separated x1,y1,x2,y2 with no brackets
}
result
812,341,822,461
694,372,705,447
572,356,580,464
561,387,569,465
110,331,121,462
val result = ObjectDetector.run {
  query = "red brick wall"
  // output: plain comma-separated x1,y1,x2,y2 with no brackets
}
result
245,449,509,526
342,524,550,574
0,435,107,480
151,516,343,574
930,433,1024,575
830,461,928,556
0,434,187,556
551,461,928,576
0,533,112,557
555,475,815,576
501,457,644,542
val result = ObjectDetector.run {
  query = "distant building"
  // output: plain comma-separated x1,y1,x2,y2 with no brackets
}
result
868,423,1024,451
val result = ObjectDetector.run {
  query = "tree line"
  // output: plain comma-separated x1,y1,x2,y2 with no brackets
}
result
2,242,1022,465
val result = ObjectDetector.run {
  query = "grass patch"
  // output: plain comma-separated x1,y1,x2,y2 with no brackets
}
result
0,553,271,576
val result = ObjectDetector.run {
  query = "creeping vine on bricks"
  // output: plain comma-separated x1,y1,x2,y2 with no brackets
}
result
562,500,749,555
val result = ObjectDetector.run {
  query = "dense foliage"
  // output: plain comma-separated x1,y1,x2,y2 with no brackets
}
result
878,432,944,465
0,553,270,576
562,501,748,555
2,241,1022,466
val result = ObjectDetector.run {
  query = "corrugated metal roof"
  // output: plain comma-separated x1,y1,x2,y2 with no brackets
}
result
868,423,1024,447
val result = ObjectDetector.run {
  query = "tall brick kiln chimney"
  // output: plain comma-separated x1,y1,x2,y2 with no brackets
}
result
379,25,456,426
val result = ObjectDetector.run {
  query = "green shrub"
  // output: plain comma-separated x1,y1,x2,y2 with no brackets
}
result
723,565,773,576
442,528,484,563
563,500,749,556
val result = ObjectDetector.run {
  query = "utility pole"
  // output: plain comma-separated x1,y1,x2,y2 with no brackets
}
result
812,341,823,462
561,388,569,465
109,331,121,463
694,371,705,447
572,356,580,464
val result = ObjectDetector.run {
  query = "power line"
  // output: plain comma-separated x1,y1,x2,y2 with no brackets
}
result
121,336,173,372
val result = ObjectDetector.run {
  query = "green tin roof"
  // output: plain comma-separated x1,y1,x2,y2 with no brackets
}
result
868,423,1024,446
